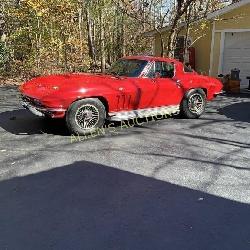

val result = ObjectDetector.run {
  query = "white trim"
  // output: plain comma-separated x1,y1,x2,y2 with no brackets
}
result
207,0,250,19
209,21,215,76
215,28,250,32
218,31,225,75
217,29,250,75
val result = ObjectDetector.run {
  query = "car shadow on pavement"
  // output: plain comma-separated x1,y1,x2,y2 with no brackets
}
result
0,108,166,136
0,160,250,250
0,109,69,135
219,102,250,123
0,100,249,136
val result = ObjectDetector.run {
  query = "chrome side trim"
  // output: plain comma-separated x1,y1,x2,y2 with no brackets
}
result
108,105,180,121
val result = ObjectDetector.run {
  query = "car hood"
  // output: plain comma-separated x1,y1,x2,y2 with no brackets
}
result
20,73,119,98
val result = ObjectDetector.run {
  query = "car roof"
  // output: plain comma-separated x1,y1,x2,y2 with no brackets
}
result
122,55,180,64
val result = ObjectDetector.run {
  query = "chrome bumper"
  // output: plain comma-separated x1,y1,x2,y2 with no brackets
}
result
214,90,225,96
21,101,45,117
21,100,66,117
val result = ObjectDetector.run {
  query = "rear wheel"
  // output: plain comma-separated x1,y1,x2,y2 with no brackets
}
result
66,98,106,135
180,89,206,118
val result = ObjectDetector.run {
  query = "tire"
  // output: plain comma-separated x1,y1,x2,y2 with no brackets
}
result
66,98,106,135
180,89,206,119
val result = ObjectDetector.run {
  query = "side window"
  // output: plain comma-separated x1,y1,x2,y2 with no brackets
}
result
146,63,156,78
146,62,175,78
155,61,175,78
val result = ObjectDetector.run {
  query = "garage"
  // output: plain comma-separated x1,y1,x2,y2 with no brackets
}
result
222,31,250,88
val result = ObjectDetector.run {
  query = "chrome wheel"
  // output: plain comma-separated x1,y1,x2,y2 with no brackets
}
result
75,104,100,130
188,93,204,114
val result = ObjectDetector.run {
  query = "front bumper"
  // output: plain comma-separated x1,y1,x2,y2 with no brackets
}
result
214,90,225,97
21,96,66,118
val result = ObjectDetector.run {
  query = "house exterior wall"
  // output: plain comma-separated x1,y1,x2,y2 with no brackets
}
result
153,3,250,77
214,3,250,30
211,3,250,76
189,24,212,75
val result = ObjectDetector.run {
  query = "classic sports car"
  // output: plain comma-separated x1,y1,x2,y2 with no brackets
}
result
20,56,223,135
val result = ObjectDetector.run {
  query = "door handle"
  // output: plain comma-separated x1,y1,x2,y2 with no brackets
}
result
118,87,124,91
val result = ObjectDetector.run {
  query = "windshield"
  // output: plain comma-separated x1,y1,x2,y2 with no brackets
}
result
107,59,148,77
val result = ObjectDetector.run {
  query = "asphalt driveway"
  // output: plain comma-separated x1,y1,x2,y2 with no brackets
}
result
0,86,249,250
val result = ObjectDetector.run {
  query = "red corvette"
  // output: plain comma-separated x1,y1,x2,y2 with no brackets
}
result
20,56,223,135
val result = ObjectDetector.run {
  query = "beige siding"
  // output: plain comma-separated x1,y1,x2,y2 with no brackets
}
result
189,24,212,75
215,4,250,30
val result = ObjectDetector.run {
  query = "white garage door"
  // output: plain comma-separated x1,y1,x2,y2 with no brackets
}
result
222,31,250,88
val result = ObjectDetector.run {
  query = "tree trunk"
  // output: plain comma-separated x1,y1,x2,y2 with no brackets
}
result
61,32,68,72
99,7,105,73
78,6,84,60
36,17,42,71
184,5,192,63
167,16,179,57
86,5,96,66
167,0,195,57
121,14,126,57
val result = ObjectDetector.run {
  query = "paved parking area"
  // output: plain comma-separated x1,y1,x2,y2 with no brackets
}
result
0,86,249,250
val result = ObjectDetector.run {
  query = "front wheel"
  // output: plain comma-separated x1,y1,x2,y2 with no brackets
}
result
66,98,106,135
180,89,206,118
